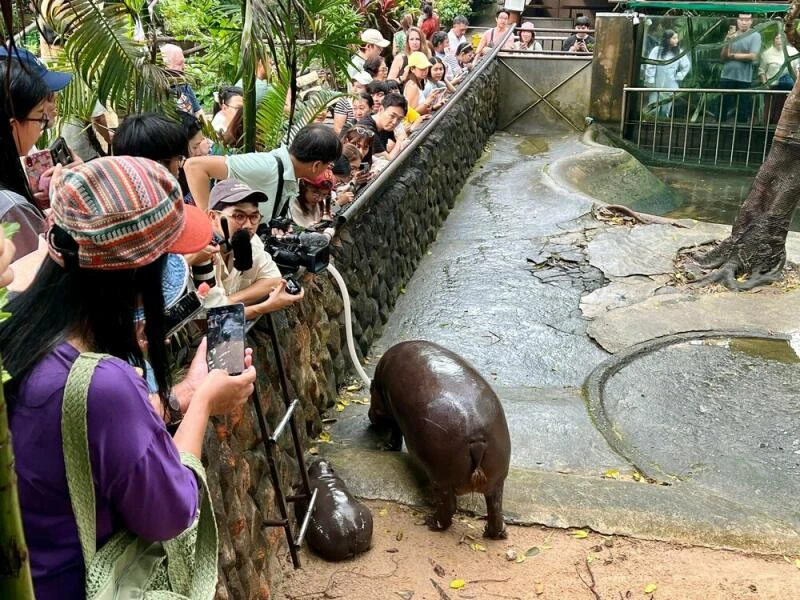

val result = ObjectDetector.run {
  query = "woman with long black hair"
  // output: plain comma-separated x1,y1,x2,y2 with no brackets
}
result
644,29,692,117
0,59,50,258
0,156,257,599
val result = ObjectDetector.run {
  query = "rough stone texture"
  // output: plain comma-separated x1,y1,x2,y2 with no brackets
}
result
197,63,499,599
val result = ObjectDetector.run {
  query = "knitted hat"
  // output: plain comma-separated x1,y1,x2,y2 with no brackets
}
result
50,156,212,270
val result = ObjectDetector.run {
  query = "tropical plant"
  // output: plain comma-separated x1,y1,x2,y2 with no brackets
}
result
435,0,471,29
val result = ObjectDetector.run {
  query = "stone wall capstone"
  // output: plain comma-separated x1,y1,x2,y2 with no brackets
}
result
202,60,499,599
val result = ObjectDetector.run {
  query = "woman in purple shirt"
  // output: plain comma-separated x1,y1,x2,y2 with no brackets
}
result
0,156,257,599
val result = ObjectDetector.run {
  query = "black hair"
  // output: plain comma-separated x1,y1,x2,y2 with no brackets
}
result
428,56,447,81
382,92,408,114
355,92,374,109
212,85,243,116
366,80,389,95
456,41,473,56
384,79,401,94
575,16,591,26
0,251,172,410
112,112,188,162
496,8,510,17
658,29,679,58
290,124,342,164
331,155,351,177
0,60,49,207
178,111,203,140
363,56,384,78
422,3,433,18
431,31,448,48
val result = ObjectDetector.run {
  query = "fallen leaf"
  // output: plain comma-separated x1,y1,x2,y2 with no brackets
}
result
470,543,486,552
396,591,414,600
525,546,541,557
335,403,345,412
572,530,590,539
386,547,399,553
449,579,466,590
396,531,404,541
346,384,362,392
378,508,388,517
535,582,544,595
430,560,446,577
795,558,800,569
632,471,642,482
308,446,319,455
603,469,620,479
351,397,369,405
439,323,450,328
400,287,406,293
514,554,526,564
644,583,657,594
318,431,332,443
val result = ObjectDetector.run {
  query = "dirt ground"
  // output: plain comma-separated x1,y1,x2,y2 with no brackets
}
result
279,500,799,600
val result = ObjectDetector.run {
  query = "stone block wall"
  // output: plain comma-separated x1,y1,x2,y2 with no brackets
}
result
202,60,499,598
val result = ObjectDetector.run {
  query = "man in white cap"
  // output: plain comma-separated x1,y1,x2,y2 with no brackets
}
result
350,28,390,78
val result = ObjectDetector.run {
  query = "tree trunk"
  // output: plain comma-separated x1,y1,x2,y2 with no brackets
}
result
0,379,35,599
689,5,800,290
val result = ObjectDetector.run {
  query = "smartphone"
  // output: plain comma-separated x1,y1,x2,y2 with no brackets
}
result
163,291,203,338
49,136,71,166
23,149,54,192
359,161,370,172
206,303,246,375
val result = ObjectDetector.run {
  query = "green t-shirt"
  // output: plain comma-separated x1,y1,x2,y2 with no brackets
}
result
225,145,298,220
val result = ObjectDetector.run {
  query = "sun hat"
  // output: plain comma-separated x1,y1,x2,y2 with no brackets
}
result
352,71,373,86
0,45,72,92
209,178,268,210
302,169,336,189
49,156,212,270
361,29,390,48
520,22,535,31
408,51,433,70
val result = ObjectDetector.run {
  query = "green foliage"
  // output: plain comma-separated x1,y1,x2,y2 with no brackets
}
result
435,0,471,29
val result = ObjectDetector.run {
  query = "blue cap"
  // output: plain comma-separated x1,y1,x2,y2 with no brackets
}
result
0,46,73,92
133,254,190,322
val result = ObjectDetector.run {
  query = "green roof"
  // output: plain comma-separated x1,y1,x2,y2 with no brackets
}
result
622,1,789,13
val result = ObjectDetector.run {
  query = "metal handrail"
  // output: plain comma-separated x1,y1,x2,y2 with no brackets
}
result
625,86,790,94
340,26,516,224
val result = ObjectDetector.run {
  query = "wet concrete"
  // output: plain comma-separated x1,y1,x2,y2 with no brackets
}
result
319,128,800,554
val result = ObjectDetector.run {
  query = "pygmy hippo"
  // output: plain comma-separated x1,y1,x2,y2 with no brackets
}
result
369,340,510,539
299,459,373,561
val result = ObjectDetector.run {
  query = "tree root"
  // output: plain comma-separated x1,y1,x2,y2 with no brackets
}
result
692,255,786,291
595,204,689,227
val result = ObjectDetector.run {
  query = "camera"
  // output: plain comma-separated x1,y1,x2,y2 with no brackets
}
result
258,217,330,275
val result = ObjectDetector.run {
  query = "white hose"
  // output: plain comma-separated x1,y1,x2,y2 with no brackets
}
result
327,263,372,388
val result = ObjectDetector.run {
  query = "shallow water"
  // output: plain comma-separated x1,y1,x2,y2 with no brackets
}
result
647,167,800,232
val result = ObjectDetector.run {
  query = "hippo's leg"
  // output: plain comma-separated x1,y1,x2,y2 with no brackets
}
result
483,484,507,539
426,486,456,532
380,422,403,451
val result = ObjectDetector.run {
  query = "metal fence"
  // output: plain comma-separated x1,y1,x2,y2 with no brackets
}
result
621,86,791,168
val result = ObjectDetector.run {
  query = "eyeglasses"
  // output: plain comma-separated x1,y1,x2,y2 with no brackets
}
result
221,210,262,225
350,126,375,138
24,115,50,131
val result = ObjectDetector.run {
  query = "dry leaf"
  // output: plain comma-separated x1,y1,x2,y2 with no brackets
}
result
632,471,642,482
644,583,657,594
603,469,620,479
378,508,388,517
351,398,369,405
449,579,466,590
318,431,332,443
535,582,544,595
396,531,404,541
514,554,526,564
470,543,486,552
346,384,362,392
335,403,345,412
795,558,800,569
430,560,446,577
308,446,319,455
396,591,414,600
572,530,589,539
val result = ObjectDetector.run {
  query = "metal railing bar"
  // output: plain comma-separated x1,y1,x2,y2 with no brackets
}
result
762,97,772,162
699,92,707,163
620,89,628,136
714,92,723,166
637,92,644,149
682,94,691,162
624,86,789,94
729,95,740,166
745,98,756,168
667,91,675,160
652,94,659,154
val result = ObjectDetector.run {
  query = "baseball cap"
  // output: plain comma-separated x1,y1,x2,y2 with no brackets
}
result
49,156,212,270
408,52,432,70
0,45,72,92
209,178,268,210
352,71,373,86
133,253,190,321
361,29,390,48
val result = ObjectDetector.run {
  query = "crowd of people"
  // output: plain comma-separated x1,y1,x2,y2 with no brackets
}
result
0,5,543,597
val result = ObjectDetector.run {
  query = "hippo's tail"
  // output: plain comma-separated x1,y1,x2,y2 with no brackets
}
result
469,440,489,492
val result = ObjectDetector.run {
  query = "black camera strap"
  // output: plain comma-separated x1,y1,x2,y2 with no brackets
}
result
271,153,286,219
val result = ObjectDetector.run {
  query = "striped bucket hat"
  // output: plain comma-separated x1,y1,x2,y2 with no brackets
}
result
49,156,211,270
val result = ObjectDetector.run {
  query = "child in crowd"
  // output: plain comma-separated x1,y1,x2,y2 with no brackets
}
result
291,170,335,228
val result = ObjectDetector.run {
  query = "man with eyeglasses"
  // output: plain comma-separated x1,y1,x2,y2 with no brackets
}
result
201,179,302,319
357,93,410,161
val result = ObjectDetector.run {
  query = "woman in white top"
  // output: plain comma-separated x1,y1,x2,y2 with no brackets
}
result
211,86,243,135
644,29,691,117
515,22,542,52
759,33,799,122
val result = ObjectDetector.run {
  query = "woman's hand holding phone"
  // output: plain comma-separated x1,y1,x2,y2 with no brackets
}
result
194,341,255,416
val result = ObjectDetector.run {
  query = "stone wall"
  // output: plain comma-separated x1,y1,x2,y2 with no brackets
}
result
202,61,500,598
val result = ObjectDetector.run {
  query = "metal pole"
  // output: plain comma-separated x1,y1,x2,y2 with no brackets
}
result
682,93,691,162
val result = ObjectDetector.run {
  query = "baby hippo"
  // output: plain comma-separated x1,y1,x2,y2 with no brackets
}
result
300,459,373,561
369,340,510,539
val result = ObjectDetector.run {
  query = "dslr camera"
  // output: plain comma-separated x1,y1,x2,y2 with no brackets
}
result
258,217,331,276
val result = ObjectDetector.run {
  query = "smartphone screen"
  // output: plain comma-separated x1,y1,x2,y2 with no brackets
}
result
163,291,203,338
24,150,54,191
207,303,246,375
49,137,71,166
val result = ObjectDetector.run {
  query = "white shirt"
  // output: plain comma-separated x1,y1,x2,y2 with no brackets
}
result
203,234,281,308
